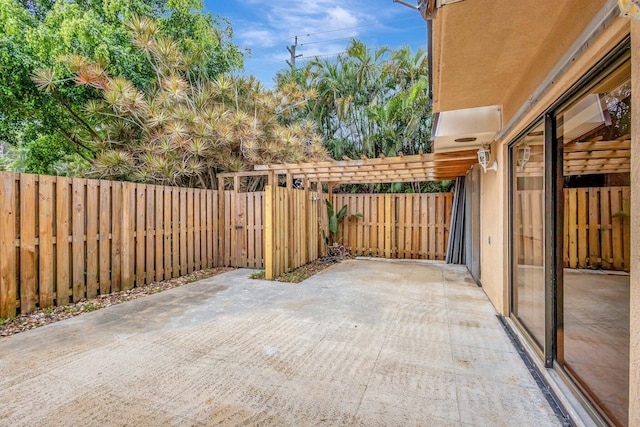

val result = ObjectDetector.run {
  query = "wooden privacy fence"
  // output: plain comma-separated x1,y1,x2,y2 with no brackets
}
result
514,190,544,269
333,193,453,260
564,186,630,271
265,185,320,279
1,172,458,317
0,172,218,319
515,186,630,271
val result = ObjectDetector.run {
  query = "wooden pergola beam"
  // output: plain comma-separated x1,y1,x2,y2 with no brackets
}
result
254,150,478,171
217,171,271,178
563,139,630,152
250,150,478,184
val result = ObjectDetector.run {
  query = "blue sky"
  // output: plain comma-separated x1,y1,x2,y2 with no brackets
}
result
203,0,428,86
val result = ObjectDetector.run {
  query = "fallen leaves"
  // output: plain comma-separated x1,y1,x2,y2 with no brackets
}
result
0,267,234,338
275,254,352,283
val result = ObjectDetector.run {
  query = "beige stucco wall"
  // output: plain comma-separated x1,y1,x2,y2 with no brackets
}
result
478,139,508,315
629,19,640,427
475,17,637,425
432,0,607,115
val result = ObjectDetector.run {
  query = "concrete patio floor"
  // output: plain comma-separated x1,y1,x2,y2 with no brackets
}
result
0,259,561,426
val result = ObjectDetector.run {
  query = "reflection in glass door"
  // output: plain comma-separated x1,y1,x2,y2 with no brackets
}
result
556,63,630,426
510,123,546,351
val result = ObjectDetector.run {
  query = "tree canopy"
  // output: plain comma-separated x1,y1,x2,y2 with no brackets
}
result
277,39,446,193
32,15,326,189
0,0,243,174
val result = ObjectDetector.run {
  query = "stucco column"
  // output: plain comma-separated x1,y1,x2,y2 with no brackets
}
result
629,20,640,427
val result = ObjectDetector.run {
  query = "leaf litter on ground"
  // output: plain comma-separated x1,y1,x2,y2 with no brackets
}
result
0,267,234,338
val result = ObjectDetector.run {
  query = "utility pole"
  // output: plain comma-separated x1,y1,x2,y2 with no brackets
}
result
286,36,302,70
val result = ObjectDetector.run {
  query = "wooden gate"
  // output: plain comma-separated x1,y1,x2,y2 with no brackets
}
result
221,191,265,268
265,185,321,279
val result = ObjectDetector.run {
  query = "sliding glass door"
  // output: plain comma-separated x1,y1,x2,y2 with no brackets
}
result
510,122,546,351
556,61,630,427
509,47,630,426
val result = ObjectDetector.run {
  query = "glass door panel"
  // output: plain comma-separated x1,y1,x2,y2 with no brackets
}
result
511,123,546,350
557,68,630,427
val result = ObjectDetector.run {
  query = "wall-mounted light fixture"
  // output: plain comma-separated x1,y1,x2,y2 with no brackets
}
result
619,0,640,19
516,145,531,172
477,144,498,173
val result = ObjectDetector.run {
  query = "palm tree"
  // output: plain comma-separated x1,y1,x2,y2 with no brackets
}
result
277,39,437,193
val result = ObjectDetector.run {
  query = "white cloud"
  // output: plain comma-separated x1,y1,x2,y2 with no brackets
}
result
237,29,277,48
230,0,422,85
324,6,359,29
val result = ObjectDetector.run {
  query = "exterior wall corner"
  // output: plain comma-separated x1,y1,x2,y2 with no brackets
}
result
628,19,640,427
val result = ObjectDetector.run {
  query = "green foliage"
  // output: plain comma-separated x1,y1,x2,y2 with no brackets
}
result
33,17,326,188
323,199,362,246
0,0,244,175
278,40,441,193
250,270,265,280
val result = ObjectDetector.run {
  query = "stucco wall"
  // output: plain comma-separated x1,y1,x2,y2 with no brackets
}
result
629,20,639,427
478,140,508,315
432,0,608,115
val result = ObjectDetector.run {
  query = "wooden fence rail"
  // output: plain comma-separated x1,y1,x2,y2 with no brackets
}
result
515,186,631,271
333,193,453,260
0,172,218,318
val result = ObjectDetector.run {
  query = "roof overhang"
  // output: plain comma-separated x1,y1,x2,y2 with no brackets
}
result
432,105,501,153
430,0,611,118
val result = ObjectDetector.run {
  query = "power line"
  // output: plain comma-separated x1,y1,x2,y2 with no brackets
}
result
294,16,418,39
299,25,425,46
252,58,289,72
252,51,347,72
298,52,347,62
246,16,423,56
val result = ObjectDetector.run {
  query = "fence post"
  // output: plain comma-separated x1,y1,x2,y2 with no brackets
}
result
317,181,324,257
264,184,274,279
384,194,393,258
217,176,225,267
285,173,292,272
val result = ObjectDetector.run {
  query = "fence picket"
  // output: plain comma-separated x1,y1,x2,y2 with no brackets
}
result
155,186,164,282
179,188,187,276
38,176,55,308
56,177,71,305
99,181,111,295
71,178,85,302
19,174,37,313
0,174,17,317
193,189,201,272
86,180,99,298
111,182,123,292
121,182,136,291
